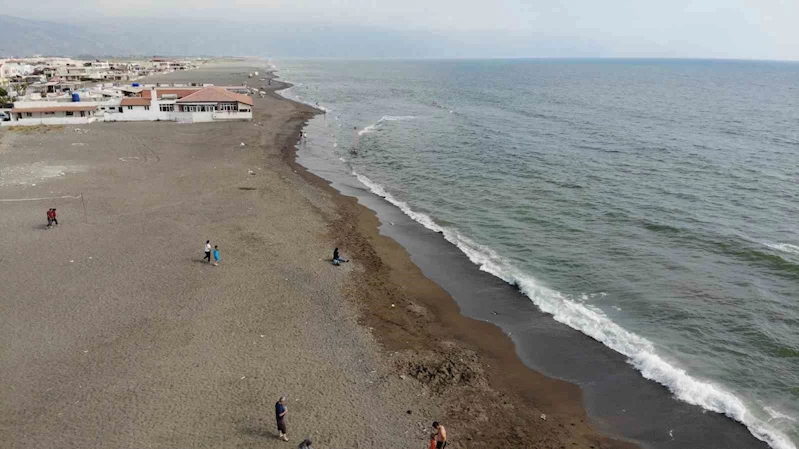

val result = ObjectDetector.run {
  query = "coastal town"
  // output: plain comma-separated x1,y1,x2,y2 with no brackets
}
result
0,57,260,125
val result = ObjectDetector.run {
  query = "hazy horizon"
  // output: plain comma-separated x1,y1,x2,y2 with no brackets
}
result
2,0,798,61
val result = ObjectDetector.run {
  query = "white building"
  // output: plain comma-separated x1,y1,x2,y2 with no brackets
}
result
103,86,253,123
9,103,98,125
5,85,254,126
0,61,35,78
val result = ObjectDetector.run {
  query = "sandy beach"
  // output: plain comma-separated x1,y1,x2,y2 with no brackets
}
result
0,61,636,449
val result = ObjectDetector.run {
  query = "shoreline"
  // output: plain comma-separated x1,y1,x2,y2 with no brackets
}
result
268,64,778,449
0,60,777,449
265,73,640,448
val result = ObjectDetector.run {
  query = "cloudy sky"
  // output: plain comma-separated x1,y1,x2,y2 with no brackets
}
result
5,0,798,60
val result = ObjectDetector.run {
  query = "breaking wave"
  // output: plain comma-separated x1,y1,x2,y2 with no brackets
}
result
352,171,797,449
764,242,799,256
358,115,416,136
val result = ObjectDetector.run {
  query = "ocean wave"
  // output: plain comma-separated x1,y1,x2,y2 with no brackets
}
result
353,171,797,449
358,115,416,136
272,73,331,113
766,406,799,423
764,242,799,256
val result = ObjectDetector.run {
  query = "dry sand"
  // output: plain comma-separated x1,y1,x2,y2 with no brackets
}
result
0,62,636,449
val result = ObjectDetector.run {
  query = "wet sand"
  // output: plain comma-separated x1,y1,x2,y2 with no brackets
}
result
0,61,635,449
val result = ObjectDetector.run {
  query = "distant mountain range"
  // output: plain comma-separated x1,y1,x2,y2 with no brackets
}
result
0,14,604,59
0,15,131,57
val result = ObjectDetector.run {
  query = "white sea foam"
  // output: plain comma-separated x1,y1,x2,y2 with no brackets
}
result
272,74,330,112
764,242,799,255
353,170,797,449
766,406,798,423
358,115,416,136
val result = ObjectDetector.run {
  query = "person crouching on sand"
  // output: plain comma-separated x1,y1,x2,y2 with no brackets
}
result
432,421,447,449
332,247,349,266
275,396,288,441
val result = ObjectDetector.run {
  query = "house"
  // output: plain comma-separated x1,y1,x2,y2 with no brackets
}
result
103,85,253,123
175,86,253,115
10,103,97,125
0,61,34,78
3,84,254,126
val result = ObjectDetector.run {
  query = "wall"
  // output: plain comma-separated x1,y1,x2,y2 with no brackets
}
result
104,106,174,122
212,111,253,121
3,116,94,126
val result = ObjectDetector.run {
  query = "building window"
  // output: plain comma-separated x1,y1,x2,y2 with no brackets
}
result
66,111,74,116
26,112,33,117
159,104,174,112
127,106,133,110
144,106,150,111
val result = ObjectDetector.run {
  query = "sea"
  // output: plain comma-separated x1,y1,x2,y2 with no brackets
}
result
273,58,799,449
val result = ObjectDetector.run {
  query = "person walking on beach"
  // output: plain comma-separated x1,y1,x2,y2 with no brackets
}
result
275,396,289,441
431,422,447,449
204,240,212,263
212,245,220,266
332,247,349,266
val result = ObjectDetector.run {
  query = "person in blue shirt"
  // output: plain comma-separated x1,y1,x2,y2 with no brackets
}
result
275,396,288,441
212,246,220,266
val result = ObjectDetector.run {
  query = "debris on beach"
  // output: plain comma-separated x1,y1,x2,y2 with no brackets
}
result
73,128,89,134
540,413,547,420
248,170,256,175
399,351,484,393
240,142,246,146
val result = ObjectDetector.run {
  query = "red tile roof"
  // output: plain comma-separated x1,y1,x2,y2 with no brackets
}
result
11,105,97,113
138,89,199,100
176,86,253,106
121,98,151,107
154,88,200,99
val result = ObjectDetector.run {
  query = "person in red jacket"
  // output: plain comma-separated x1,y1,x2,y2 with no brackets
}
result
46,208,58,229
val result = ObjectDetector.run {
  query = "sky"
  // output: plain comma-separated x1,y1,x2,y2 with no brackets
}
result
4,0,799,60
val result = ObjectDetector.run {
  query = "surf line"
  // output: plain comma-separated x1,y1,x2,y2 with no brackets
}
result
0,195,83,202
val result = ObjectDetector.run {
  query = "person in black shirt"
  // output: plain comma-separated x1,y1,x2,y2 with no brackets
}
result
333,248,349,266
275,396,288,441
